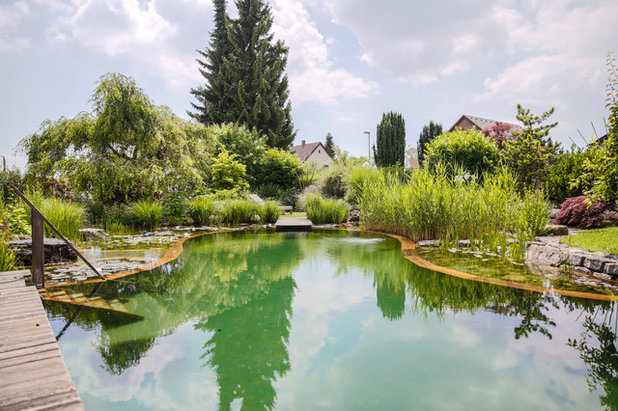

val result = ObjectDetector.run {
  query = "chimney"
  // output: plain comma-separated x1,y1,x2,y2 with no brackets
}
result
301,140,306,147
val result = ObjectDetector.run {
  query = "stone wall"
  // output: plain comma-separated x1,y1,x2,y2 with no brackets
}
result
525,241,618,280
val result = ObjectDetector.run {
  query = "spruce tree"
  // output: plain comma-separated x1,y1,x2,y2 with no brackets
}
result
417,120,443,167
189,0,233,125
373,112,406,168
224,0,295,148
324,133,336,158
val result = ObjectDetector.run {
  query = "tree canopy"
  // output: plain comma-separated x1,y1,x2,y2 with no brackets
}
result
374,112,406,168
21,73,218,204
418,120,443,167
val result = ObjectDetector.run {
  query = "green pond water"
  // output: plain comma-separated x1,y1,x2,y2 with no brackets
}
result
45,230,618,410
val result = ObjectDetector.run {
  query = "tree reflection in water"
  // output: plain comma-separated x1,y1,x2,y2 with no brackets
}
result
45,231,618,409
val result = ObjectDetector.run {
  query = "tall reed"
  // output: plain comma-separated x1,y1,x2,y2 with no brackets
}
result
357,167,550,260
38,197,86,241
188,196,216,226
220,199,257,225
130,200,164,230
305,193,349,224
257,201,281,224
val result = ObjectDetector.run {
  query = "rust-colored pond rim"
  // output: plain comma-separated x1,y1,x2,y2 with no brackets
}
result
43,227,618,302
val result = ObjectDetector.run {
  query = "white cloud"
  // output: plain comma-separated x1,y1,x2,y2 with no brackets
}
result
69,0,175,55
321,0,511,84
479,0,616,108
271,0,378,106
0,0,31,51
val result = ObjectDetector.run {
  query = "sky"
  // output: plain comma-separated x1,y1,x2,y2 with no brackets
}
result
1,0,617,169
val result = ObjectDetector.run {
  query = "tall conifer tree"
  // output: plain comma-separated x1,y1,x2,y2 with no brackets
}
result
374,112,406,168
324,132,336,158
224,0,295,148
189,0,232,125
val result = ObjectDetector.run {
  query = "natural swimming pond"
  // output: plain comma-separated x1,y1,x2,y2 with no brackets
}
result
45,230,618,410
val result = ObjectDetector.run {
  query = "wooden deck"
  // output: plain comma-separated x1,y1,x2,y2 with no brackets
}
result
275,216,313,232
0,270,83,410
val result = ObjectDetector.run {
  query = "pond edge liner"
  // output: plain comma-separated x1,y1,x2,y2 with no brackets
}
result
42,227,618,302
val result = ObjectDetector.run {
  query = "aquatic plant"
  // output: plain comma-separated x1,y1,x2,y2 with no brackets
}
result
220,199,257,225
188,196,216,226
357,167,550,260
257,201,281,224
37,197,86,241
129,200,163,230
305,193,349,224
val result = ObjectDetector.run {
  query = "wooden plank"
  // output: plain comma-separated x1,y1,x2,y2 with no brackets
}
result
0,270,83,410
275,216,313,232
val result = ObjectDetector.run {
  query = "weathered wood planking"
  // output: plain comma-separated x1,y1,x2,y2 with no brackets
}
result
0,270,83,410
275,216,313,232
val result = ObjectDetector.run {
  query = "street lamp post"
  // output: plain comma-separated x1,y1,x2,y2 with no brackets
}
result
363,131,370,164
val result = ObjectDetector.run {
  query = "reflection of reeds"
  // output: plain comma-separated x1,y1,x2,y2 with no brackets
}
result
357,167,550,260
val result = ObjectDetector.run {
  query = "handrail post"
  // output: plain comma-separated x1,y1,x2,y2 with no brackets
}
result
31,209,45,288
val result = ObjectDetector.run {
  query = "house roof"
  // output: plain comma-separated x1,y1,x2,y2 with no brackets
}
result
289,141,332,162
449,114,522,133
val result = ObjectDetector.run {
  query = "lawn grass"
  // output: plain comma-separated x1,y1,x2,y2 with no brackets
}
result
559,226,618,254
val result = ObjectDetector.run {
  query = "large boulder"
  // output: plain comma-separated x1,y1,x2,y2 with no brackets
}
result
9,238,78,266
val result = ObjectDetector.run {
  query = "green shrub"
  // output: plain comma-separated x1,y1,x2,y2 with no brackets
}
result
257,201,281,224
321,169,347,199
0,199,17,271
425,128,500,176
305,193,349,224
254,148,302,189
220,199,257,225
545,148,588,204
163,191,188,225
212,150,249,191
256,183,283,200
188,196,216,226
38,197,85,241
130,200,163,230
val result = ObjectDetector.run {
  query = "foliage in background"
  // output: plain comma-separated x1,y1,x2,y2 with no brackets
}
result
220,199,257,225
555,196,615,229
188,196,216,226
0,198,17,271
324,133,336,158
357,167,550,260
545,147,588,204
254,148,301,190
189,0,233,125
502,105,560,190
20,73,218,204
417,120,443,167
345,166,381,205
304,193,349,224
37,197,85,241
296,163,320,191
211,150,249,192
425,128,500,176
374,112,406,168
560,227,618,255
130,200,163,230
207,123,266,186
257,201,281,224
163,191,188,226
0,167,24,203
222,0,295,148
576,53,618,205
482,122,518,150
320,168,347,199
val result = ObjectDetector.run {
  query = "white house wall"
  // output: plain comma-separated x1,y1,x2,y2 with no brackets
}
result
305,147,332,167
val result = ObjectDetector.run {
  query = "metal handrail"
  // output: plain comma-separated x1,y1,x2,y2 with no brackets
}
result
9,185,105,287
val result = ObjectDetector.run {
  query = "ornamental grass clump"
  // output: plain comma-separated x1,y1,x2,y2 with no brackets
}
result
305,193,349,224
188,196,216,226
220,199,257,225
357,166,550,261
130,200,163,230
257,201,281,224
38,197,86,241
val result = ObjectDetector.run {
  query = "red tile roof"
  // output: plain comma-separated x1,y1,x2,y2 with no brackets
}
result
449,114,522,133
289,141,332,162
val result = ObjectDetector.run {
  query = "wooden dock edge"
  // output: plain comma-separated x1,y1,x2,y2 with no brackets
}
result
0,269,84,410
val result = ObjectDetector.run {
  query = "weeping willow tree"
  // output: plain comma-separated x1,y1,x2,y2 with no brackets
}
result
21,73,219,204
